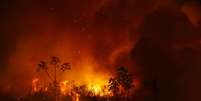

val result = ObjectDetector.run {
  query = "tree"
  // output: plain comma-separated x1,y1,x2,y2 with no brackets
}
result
108,66,134,98
108,78,120,96
37,56,71,101
116,66,133,98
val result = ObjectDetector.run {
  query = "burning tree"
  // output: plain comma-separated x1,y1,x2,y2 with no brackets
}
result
36,56,71,101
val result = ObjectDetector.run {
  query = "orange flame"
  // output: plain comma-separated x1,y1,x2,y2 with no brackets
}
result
32,78,39,92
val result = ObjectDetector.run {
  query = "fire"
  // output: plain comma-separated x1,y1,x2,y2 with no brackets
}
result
60,79,112,97
32,78,39,92
88,82,102,95
75,93,80,101
32,78,113,97
87,80,112,96
31,58,136,99
60,80,69,95
30,56,123,99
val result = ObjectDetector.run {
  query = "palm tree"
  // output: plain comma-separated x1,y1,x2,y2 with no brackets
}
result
36,56,71,101
37,61,53,81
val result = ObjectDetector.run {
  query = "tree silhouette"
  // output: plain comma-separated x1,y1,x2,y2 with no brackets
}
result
36,56,71,101
108,66,133,98
108,78,120,96
116,66,133,98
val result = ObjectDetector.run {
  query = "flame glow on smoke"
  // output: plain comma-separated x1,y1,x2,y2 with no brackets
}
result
0,0,147,97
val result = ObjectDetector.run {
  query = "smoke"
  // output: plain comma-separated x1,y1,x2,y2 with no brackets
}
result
182,1,201,27
0,0,141,96
132,1,201,101
0,0,201,99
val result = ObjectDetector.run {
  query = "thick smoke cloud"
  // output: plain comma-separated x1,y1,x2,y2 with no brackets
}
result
133,1,201,101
